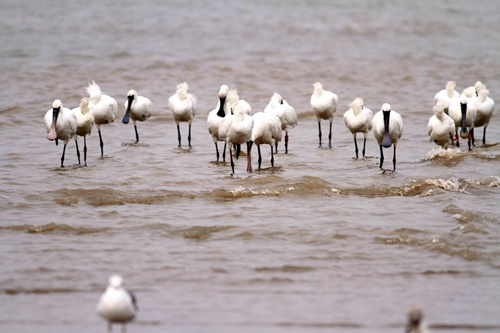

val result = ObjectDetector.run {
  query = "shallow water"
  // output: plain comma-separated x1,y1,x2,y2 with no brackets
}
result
1,0,500,332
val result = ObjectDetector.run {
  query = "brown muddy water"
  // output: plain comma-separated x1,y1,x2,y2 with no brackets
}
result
1,0,500,332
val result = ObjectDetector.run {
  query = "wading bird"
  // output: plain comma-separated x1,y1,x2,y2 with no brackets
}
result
44,99,77,167
96,275,138,333
168,82,197,148
372,103,403,171
122,89,152,143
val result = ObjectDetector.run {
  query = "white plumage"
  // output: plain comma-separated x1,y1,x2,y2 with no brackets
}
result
310,82,338,147
427,102,455,149
448,94,476,150
473,88,495,145
251,112,282,169
72,97,94,165
207,84,230,161
86,81,118,157
168,82,197,148
122,89,152,143
462,81,485,98
433,81,459,114
226,100,254,174
372,103,403,171
343,97,373,158
96,275,138,333
264,92,298,153
44,99,77,167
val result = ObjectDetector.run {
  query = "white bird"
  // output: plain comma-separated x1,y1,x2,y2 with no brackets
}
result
473,88,495,145
207,84,230,161
427,102,455,149
217,89,240,151
462,81,486,98
251,112,282,169
96,275,138,333
433,81,459,114
264,92,298,153
372,103,403,171
72,97,94,166
226,100,254,174
86,81,118,157
310,82,338,147
168,82,197,148
343,97,373,158
44,99,77,167
405,305,429,333
122,90,152,143
448,94,476,150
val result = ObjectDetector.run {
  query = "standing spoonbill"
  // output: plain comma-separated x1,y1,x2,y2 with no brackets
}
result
372,103,403,171
86,81,118,157
96,275,138,333
122,90,152,143
168,82,197,148
310,82,338,147
473,88,495,145
44,99,77,167
427,102,455,149
343,97,373,158
207,84,229,161
448,94,476,150
226,100,254,175
251,112,282,169
72,97,94,166
264,92,298,153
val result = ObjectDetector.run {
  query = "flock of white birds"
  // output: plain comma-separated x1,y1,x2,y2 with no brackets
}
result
44,80,494,173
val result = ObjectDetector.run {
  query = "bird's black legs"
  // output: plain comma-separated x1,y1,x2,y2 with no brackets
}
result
257,145,262,169
328,121,332,147
246,140,253,173
353,135,359,159
482,126,487,145
188,124,192,149
215,143,220,161
393,145,397,171
471,127,475,146
134,125,139,143
236,144,241,160
61,143,67,167
379,145,384,169
83,136,87,166
318,121,322,146
275,142,278,154
229,147,235,174
468,130,472,151
270,145,274,167
362,136,367,158
177,124,181,147
75,138,81,165
285,132,289,154
98,129,104,157
222,143,226,162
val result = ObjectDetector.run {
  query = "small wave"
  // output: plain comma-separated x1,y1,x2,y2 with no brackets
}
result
181,225,236,240
0,223,109,235
443,204,498,234
422,147,467,166
340,178,467,197
3,288,82,295
255,265,316,273
209,176,337,200
46,188,192,206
